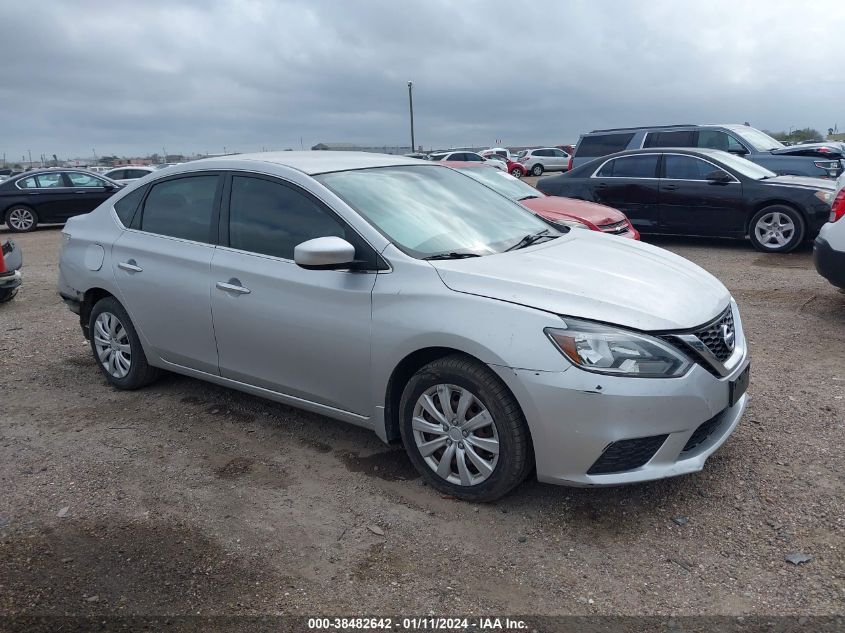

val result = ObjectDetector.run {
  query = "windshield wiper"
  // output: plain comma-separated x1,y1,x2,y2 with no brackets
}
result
505,229,556,252
423,252,483,260
518,194,541,201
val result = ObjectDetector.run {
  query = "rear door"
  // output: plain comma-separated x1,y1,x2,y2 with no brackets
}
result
112,172,222,374
15,172,75,222
658,154,744,236
590,154,661,231
209,173,376,414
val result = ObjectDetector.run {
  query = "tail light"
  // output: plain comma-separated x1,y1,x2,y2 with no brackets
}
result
567,156,573,171
831,189,845,222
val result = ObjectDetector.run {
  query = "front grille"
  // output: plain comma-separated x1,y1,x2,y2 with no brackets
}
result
682,411,725,452
598,219,629,235
693,307,734,362
587,434,668,475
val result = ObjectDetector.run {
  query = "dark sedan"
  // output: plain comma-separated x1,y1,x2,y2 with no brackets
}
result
538,148,836,253
0,169,121,232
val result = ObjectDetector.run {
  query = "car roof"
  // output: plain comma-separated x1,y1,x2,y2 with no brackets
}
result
192,151,423,175
441,161,497,169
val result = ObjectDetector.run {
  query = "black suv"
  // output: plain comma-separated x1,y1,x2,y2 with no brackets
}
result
571,124,844,179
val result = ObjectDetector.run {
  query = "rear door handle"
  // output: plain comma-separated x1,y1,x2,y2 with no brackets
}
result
118,260,143,273
663,184,680,191
216,279,251,295
75,190,88,194
596,182,609,189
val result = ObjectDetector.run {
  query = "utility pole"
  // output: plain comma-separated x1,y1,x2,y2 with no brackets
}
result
27,149,32,167
407,81,415,152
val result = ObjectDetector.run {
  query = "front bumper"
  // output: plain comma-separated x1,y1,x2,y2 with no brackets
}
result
490,305,749,486
814,234,845,289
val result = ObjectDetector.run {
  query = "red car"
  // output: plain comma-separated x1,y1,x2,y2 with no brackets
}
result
444,162,640,239
480,151,527,178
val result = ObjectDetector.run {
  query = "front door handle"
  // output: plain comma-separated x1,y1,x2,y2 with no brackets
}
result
663,184,680,191
75,190,89,194
216,279,251,295
118,260,143,273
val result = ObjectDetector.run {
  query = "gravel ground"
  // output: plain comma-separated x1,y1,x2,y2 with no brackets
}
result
0,221,843,621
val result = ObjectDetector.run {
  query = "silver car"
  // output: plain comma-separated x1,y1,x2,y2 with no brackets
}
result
58,152,749,501
518,147,571,176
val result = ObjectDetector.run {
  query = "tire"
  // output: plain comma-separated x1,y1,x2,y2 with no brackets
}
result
5,206,38,232
748,205,805,253
510,167,524,178
399,354,533,502
89,296,159,390
0,287,17,303
531,164,544,177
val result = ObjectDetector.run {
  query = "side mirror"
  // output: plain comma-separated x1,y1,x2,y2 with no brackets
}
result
706,170,733,183
294,236,356,270
727,147,748,156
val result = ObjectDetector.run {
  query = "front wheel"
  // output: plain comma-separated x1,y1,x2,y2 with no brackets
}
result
399,354,533,502
5,206,38,232
89,296,159,389
510,167,524,178
531,164,544,176
0,287,17,303
748,205,805,253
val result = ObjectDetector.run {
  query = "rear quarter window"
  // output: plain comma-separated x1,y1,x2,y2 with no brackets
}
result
114,186,147,227
643,130,695,148
576,133,636,158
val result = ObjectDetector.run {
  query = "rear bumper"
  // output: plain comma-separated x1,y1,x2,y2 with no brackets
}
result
814,234,845,289
0,270,22,290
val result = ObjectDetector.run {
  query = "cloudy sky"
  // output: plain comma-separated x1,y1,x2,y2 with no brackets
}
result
2,0,844,160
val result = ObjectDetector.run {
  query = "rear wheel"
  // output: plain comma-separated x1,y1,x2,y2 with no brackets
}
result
89,296,159,389
531,164,544,176
0,287,17,303
510,167,524,178
748,205,805,253
399,354,532,502
5,206,38,232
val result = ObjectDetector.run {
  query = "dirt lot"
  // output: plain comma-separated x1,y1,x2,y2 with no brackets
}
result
0,222,843,621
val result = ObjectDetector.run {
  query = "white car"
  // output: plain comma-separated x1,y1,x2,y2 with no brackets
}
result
814,177,845,289
518,147,571,176
429,151,506,171
103,166,157,185
58,151,749,502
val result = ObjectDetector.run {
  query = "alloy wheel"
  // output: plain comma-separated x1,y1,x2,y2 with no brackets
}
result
93,312,132,379
754,211,795,249
411,384,499,486
8,208,35,231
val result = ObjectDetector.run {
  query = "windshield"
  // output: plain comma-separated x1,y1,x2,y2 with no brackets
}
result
429,154,446,161
731,127,784,152
315,165,554,258
715,152,777,180
457,167,542,201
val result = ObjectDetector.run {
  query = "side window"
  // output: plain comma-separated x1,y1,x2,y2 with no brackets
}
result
535,149,551,157
126,169,149,179
67,172,106,187
36,173,66,188
113,186,147,227
18,177,38,189
107,170,126,180
229,176,348,259
140,175,218,243
643,130,695,148
466,153,484,162
552,149,568,157
597,155,659,178
576,133,636,158
664,155,720,180
697,130,733,151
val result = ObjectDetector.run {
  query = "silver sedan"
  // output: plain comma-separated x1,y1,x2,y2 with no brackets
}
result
58,152,749,501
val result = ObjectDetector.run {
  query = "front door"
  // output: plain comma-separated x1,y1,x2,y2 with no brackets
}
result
65,171,117,218
210,174,375,415
658,154,744,236
111,173,222,374
591,154,661,231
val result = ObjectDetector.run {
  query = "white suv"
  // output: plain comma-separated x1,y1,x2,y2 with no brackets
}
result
814,178,845,290
518,148,571,176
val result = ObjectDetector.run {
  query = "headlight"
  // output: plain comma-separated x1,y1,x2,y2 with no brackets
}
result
814,189,834,205
551,219,589,231
545,318,692,378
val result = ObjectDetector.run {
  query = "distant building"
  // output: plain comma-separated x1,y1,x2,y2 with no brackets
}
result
827,133,845,142
312,143,411,155
113,158,154,166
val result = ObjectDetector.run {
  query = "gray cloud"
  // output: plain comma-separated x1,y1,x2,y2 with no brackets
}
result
1,0,843,160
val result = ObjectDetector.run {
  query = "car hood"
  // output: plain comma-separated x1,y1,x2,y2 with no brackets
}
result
521,196,625,227
761,175,837,191
430,232,730,331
